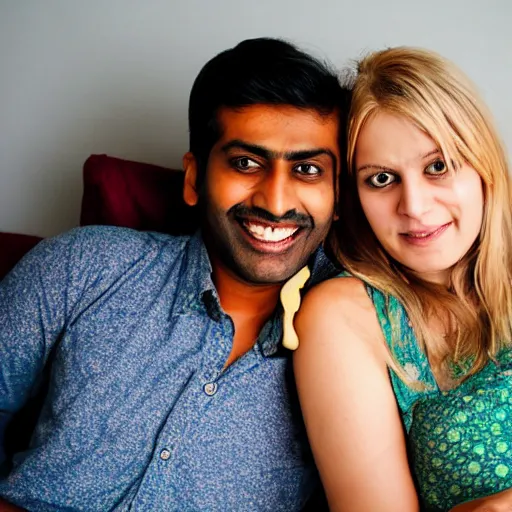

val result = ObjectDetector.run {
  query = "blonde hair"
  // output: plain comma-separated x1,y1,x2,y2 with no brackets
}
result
331,47,512,382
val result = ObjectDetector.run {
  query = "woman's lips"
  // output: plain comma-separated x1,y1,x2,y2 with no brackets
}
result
400,222,453,246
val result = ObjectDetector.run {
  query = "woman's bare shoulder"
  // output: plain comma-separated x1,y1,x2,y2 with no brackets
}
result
299,275,375,320
294,274,387,363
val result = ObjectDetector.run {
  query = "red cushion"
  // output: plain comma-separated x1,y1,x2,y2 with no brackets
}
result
0,232,43,280
80,154,199,235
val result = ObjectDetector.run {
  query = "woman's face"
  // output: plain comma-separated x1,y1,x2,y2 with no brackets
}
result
355,111,484,285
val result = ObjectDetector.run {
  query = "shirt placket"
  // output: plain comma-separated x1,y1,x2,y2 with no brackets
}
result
128,312,234,510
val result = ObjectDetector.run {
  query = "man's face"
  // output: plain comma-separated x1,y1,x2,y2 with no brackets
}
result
184,105,339,285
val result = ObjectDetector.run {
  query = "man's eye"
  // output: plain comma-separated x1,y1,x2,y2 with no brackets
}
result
233,157,260,171
368,172,396,188
425,159,447,176
295,163,321,176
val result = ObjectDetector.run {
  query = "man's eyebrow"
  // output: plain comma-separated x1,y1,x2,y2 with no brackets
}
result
283,149,337,168
221,140,337,169
221,140,272,159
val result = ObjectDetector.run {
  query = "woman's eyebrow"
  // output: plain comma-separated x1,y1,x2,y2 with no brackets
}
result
356,149,441,173
356,163,395,173
420,149,441,159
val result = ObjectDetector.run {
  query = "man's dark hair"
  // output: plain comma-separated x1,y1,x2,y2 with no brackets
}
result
188,37,344,186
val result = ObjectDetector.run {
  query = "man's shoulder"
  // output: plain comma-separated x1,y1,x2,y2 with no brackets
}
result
18,226,195,281
46,225,189,257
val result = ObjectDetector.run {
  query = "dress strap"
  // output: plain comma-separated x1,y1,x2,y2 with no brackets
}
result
336,272,437,431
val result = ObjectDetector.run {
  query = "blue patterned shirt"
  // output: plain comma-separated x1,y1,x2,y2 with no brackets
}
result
0,226,333,511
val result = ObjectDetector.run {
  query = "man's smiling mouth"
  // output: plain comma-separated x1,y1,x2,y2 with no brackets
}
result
243,220,299,243
229,205,311,252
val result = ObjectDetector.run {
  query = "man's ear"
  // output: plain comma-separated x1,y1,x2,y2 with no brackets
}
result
183,152,199,206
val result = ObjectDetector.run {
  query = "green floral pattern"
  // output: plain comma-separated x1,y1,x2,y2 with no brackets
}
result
362,281,512,511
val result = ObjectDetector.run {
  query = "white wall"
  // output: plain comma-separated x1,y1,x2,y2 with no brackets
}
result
1,0,511,237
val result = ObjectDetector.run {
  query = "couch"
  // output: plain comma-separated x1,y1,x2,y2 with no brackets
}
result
0,154,199,281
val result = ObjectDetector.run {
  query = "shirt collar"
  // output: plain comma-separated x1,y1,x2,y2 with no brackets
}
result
172,231,221,319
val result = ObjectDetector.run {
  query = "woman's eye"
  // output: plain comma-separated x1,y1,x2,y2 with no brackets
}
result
368,172,396,188
295,163,321,176
233,157,260,171
425,159,447,176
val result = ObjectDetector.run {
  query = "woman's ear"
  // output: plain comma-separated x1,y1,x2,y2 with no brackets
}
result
183,152,199,206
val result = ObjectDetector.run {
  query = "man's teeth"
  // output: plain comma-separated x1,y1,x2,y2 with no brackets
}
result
244,222,298,242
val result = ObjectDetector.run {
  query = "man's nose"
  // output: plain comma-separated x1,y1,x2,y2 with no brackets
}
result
251,165,296,218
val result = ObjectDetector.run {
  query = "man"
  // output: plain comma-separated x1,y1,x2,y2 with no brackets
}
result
0,38,344,511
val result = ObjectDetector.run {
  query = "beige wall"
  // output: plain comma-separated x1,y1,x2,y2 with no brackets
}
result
1,0,510,236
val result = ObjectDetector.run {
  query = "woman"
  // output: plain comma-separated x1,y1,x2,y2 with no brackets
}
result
294,47,512,512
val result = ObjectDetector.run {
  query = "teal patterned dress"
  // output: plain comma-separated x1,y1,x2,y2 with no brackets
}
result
363,282,512,511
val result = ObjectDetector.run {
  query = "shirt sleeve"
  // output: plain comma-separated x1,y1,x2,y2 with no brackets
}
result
0,232,81,464
0,226,164,466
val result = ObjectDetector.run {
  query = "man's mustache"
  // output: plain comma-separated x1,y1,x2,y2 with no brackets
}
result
228,204,313,228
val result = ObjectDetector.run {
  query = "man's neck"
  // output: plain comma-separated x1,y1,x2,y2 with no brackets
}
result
211,262,281,320
209,258,282,367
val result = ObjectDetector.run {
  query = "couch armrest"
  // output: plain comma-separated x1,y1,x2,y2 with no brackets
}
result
0,232,43,280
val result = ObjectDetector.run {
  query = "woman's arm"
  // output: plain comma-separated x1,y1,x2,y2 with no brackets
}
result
449,488,512,511
294,277,419,512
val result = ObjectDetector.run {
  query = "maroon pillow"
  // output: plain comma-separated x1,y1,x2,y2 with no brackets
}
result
80,154,199,235
0,232,43,280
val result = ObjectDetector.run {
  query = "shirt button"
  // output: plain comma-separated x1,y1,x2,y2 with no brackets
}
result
160,449,171,461
204,382,218,396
